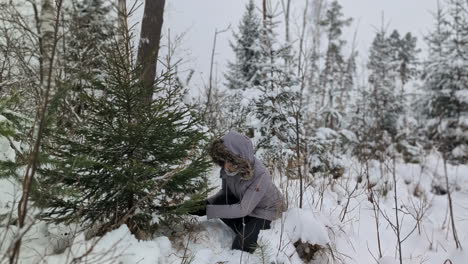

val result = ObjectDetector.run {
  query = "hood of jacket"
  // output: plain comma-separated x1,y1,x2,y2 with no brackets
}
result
208,131,255,180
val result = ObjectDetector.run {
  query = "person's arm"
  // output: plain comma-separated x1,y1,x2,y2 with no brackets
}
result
206,172,268,219
189,170,226,216
206,178,226,204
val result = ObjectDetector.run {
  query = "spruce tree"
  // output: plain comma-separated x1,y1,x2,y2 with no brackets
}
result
37,31,211,238
318,0,352,129
368,30,400,134
305,1,354,178
420,1,466,248
66,0,112,76
254,6,299,171
224,0,263,91
220,0,263,136
354,27,403,161
339,51,357,122
422,0,468,164
387,30,421,162
58,0,113,124
395,32,419,86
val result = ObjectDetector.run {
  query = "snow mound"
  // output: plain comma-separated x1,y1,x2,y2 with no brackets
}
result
283,208,330,246
257,208,332,263
45,225,172,264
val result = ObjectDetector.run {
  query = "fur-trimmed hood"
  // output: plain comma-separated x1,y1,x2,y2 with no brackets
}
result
208,131,255,180
206,131,287,221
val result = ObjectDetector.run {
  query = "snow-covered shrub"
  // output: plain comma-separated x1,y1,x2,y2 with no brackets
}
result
395,115,424,164
308,127,356,179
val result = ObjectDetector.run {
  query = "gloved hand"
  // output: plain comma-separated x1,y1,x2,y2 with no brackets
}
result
188,200,208,216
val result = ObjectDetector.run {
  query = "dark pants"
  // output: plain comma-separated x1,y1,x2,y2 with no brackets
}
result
209,193,271,253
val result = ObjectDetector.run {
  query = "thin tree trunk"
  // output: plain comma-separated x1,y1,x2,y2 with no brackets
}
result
297,0,309,78
308,0,325,110
281,0,291,43
205,26,229,120
295,113,303,209
371,194,383,259
392,157,403,264
367,160,383,258
137,0,165,105
117,0,127,34
117,0,129,56
207,30,217,114
10,0,63,263
444,157,462,249
293,0,309,210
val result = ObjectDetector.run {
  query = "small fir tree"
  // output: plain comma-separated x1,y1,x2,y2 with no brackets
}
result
254,5,300,176
385,29,421,162
37,34,211,238
353,27,404,162
224,0,263,91
221,0,264,135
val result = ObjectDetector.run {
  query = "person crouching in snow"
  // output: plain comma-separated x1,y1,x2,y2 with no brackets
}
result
190,130,286,253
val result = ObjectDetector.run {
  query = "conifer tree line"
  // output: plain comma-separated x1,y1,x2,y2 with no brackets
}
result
201,0,468,197
0,0,467,243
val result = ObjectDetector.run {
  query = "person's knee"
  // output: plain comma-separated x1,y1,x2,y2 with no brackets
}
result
220,217,241,232
230,218,270,253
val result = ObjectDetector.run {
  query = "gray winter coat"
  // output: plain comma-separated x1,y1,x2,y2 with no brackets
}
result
206,131,286,221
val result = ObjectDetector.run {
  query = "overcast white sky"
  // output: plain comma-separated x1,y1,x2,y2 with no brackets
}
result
133,0,439,93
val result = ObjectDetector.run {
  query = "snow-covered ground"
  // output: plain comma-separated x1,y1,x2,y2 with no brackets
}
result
1,140,467,263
